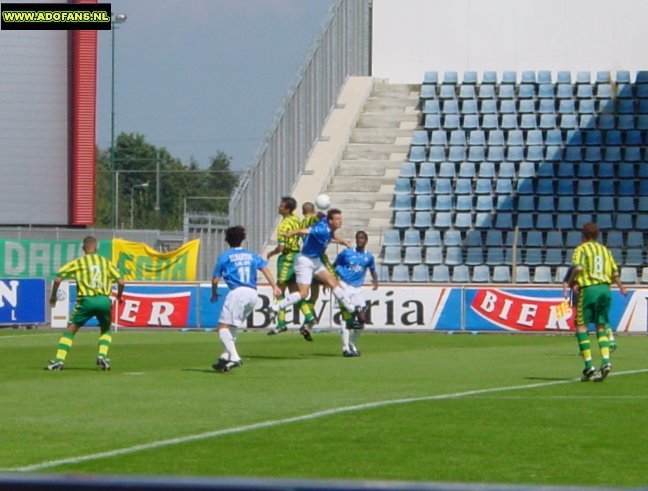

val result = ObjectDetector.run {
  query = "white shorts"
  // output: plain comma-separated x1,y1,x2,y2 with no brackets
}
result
219,287,258,327
295,254,327,285
340,280,365,309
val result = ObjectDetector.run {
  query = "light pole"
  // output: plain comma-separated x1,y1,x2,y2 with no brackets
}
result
130,182,149,229
110,12,127,229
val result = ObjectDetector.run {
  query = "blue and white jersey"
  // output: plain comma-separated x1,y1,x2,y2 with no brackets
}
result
213,248,268,289
300,217,333,258
334,247,376,287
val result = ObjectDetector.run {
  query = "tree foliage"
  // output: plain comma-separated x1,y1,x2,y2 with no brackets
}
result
95,133,239,230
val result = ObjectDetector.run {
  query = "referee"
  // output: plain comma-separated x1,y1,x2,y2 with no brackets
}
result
566,222,627,382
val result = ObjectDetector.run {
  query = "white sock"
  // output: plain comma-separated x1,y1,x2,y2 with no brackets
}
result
340,327,350,351
219,328,240,362
350,329,361,350
332,286,355,313
275,291,302,311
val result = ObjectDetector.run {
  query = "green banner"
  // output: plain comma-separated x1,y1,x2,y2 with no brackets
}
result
0,239,112,279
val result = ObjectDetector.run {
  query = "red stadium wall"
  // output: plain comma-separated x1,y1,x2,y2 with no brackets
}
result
69,0,98,225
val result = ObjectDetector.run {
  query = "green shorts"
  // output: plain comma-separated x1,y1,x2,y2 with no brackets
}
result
70,295,113,331
576,283,611,326
277,252,297,284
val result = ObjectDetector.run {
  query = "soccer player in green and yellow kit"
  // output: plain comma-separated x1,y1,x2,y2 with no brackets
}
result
566,222,627,382
266,196,302,335
46,236,125,371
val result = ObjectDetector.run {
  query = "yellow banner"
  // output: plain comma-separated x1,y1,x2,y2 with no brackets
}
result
112,238,200,281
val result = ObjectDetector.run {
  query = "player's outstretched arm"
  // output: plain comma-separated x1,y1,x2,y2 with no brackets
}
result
210,276,220,303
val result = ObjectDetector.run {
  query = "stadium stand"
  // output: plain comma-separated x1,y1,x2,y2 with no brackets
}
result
382,70,647,283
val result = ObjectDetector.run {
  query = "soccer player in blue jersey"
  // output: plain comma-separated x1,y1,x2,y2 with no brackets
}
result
270,208,357,341
211,226,281,372
334,230,378,357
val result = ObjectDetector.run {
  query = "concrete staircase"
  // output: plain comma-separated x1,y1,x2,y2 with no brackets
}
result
325,81,420,257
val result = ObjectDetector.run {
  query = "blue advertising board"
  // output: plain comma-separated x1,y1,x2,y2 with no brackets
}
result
0,278,46,325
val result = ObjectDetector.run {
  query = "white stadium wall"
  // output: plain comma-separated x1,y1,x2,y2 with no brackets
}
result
0,28,70,224
371,0,648,84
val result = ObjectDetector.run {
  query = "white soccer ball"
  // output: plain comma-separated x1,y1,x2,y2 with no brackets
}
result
315,193,331,210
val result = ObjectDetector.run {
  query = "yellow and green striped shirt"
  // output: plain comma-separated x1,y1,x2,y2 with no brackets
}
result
300,214,319,229
571,241,618,287
277,214,301,253
57,253,121,297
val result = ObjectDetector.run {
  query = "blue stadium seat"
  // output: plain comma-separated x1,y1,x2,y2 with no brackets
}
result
438,85,456,99
458,85,476,99
429,130,446,147
425,246,443,265
393,194,412,211
399,161,417,179
618,180,636,196
403,229,421,247
424,100,441,114
478,85,496,99
515,266,531,283
443,230,462,247
474,179,492,195
533,266,553,284
465,247,484,266
628,231,644,248
617,196,635,212
495,213,513,229
516,196,536,212
434,194,451,211
597,196,614,212
403,246,423,265
438,162,456,178
556,71,571,84
501,114,518,130
596,71,611,84
475,195,493,211
411,265,430,282
393,178,411,194
481,114,499,130
618,115,635,130
423,71,438,85
606,130,624,146
443,115,460,130
414,194,433,211
526,130,544,146
638,115,648,130
537,196,555,212
506,146,525,162
538,70,552,84
498,162,515,179
487,146,505,162
475,212,493,229
605,231,623,248
431,265,450,282
518,84,535,99
519,100,536,114
376,264,390,282
525,231,543,248
424,230,441,247
467,146,485,162
411,130,429,147
424,114,441,130
524,249,543,266
495,178,513,194
564,146,582,161
449,130,466,146
498,85,515,99
556,84,573,99
516,179,534,195
624,147,641,162
566,231,581,247
539,114,557,129
536,178,554,195
492,266,511,283
480,99,497,114
624,130,644,146
481,71,497,84
442,100,459,114
545,129,563,146
462,100,478,114
560,114,578,130
521,71,536,84
486,247,505,265
584,146,602,162
471,265,490,283
445,247,463,266
459,161,477,178
558,100,576,114
518,161,536,178
598,163,615,178
443,71,458,84
617,99,635,114
433,211,451,229
578,99,596,114
576,84,594,99
419,162,436,178
393,211,412,229
577,196,595,212
414,211,432,229
409,146,426,163
620,267,638,284
545,231,563,248
383,246,402,265
545,249,563,266
478,161,496,178
420,85,437,100
455,178,472,195
500,101,516,114
584,130,603,146
577,163,594,178
538,84,555,100
455,195,472,211
501,71,517,84
414,178,432,194
577,179,595,195
469,130,486,146
382,230,401,247
391,264,410,282
427,146,445,163
486,230,503,247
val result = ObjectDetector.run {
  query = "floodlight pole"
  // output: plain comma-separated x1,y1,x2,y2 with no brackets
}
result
109,13,127,228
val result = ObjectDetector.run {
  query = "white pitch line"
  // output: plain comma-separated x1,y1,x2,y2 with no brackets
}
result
3,368,647,473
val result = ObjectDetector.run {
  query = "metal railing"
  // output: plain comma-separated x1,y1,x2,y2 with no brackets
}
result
228,0,371,252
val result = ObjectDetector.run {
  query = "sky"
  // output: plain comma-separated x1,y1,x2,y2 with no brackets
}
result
96,0,335,172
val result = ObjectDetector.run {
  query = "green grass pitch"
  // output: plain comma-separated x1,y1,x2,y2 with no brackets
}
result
1,329,646,487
